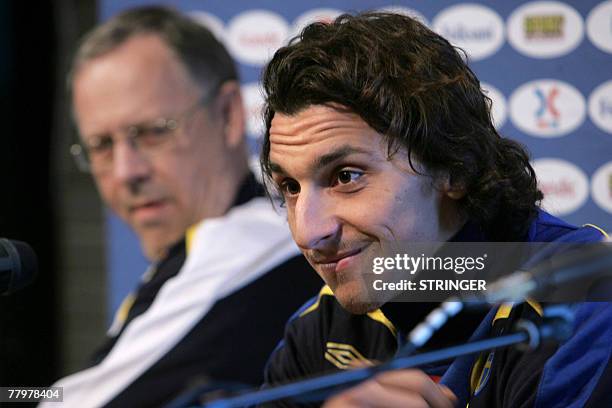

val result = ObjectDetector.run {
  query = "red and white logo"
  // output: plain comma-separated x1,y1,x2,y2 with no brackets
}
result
587,0,612,54
507,1,583,59
591,161,612,214
292,8,344,39
227,10,289,66
533,158,589,216
432,4,505,61
588,80,612,135
481,82,507,129
242,82,265,140
509,79,586,138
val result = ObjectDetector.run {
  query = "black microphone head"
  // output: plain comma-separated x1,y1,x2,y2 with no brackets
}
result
0,238,38,295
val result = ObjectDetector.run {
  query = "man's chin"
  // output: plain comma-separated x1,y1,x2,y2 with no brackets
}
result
136,226,182,261
339,299,382,315
332,282,382,315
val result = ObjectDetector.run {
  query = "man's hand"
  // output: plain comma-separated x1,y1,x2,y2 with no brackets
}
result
323,369,457,408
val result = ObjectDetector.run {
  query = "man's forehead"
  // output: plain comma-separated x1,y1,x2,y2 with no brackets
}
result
269,105,373,147
268,104,396,177
73,34,201,135
75,35,189,93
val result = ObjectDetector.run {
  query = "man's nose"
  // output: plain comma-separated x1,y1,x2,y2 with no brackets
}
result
292,187,340,250
112,139,151,187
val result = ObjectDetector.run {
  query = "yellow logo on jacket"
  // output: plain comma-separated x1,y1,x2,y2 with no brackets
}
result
324,342,374,370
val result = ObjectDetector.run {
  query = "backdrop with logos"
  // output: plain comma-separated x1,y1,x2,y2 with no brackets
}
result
99,0,612,317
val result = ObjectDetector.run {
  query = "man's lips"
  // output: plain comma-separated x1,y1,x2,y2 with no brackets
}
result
129,199,169,218
312,247,364,273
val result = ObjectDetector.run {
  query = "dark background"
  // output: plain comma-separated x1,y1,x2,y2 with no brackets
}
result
0,0,101,388
0,0,58,386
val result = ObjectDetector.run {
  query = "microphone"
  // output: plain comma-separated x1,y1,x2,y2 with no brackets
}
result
399,241,612,359
467,241,612,304
0,238,38,295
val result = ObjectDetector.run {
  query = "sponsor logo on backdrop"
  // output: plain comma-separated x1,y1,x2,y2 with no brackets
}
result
242,82,265,139
188,11,226,42
377,5,428,26
534,86,561,129
509,79,586,137
507,1,583,58
481,82,507,129
524,14,564,39
227,10,289,66
587,0,612,54
589,80,612,134
591,161,612,214
432,4,504,61
292,8,344,38
532,158,589,216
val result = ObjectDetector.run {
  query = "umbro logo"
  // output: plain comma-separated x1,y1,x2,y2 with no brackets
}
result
324,342,373,370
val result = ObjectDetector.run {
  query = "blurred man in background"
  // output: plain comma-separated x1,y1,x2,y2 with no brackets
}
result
43,6,320,407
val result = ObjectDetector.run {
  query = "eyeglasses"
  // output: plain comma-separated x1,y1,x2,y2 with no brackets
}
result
70,87,218,174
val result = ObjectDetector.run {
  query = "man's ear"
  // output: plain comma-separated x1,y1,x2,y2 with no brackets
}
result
446,187,466,200
439,174,466,200
214,80,245,149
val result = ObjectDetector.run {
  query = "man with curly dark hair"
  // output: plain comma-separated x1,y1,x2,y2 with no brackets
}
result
260,12,610,408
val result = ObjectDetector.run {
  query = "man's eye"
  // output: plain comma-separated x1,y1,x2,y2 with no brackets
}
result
279,179,300,196
88,136,113,154
149,125,170,135
134,125,172,146
334,169,363,185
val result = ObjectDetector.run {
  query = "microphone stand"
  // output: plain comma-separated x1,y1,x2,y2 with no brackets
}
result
169,304,574,408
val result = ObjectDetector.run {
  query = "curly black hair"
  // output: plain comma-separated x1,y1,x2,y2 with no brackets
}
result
261,12,542,241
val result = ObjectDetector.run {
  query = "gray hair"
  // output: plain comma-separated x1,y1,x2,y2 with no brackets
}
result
69,5,237,92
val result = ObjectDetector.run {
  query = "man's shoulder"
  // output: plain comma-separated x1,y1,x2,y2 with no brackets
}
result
511,302,612,407
529,210,608,243
286,286,398,346
184,197,301,282
188,197,293,245
281,285,357,349
447,301,612,408
265,286,400,383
